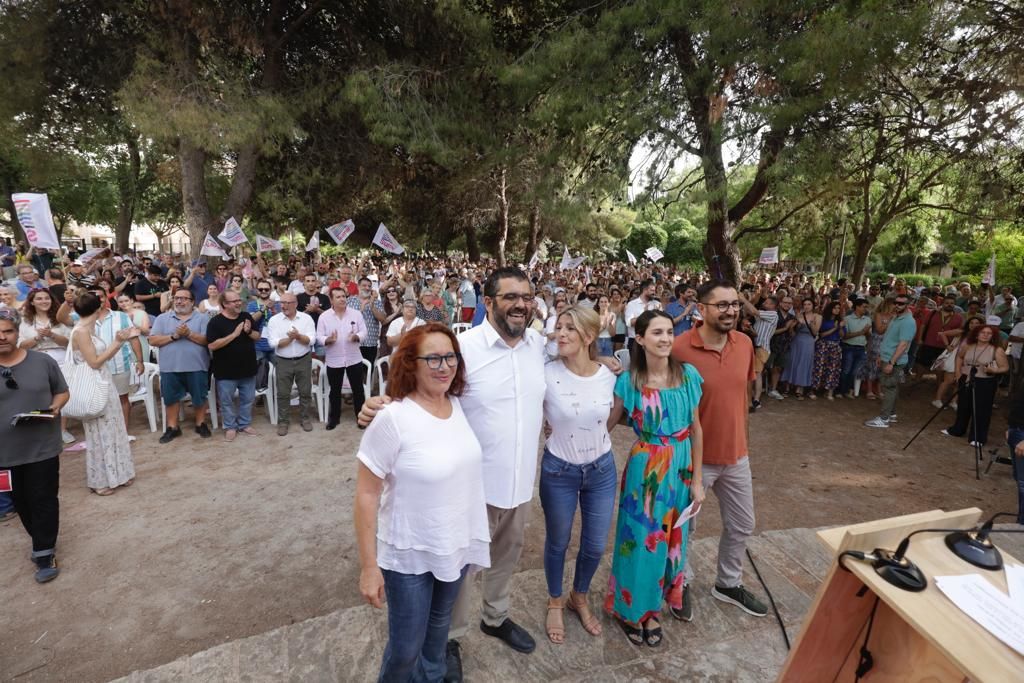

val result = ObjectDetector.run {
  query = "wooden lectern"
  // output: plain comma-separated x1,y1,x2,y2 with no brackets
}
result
778,508,1024,682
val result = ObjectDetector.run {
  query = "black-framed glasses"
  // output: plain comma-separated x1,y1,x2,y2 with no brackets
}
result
415,353,461,370
708,301,742,312
1,367,17,390
496,293,533,304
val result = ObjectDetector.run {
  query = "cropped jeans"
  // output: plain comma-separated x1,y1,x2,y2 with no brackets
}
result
539,449,617,597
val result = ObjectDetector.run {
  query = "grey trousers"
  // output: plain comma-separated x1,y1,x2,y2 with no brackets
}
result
683,456,755,589
275,353,313,424
879,364,906,419
448,501,531,639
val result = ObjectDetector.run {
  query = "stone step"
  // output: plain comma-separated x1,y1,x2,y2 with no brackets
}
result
114,528,824,683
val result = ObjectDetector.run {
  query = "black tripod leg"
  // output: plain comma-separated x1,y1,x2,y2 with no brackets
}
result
902,379,967,451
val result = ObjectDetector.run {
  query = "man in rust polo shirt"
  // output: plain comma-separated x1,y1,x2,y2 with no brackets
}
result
671,279,768,620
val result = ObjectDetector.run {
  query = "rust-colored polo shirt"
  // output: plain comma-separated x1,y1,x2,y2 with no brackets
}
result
671,328,755,466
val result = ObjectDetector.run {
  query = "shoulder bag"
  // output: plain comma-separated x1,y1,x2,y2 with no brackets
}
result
61,331,111,420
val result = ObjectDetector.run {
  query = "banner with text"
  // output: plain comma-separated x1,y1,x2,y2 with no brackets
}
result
645,246,664,262
255,234,283,253
326,219,356,245
758,246,780,265
372,223,405,254
199,232,228,258
218,217,249,247
11,193,60,249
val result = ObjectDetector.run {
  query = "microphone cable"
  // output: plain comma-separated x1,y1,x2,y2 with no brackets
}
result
746,548,790,650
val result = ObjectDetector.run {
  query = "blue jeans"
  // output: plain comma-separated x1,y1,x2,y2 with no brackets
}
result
839,344,866,395
0,491,13,516
539,449,617,597
597,338,614,358
380,567,467,683
1006,428,1024,524
216,376,256,431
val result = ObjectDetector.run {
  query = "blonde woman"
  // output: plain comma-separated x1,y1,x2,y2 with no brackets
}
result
541,305,617,644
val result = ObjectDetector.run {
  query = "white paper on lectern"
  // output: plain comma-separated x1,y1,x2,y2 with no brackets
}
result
935,574,1024,656
673,501,701,529
1005,564,1024,604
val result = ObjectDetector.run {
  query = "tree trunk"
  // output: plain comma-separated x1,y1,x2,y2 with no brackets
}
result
493,168,509,268
464,222,481,263
910,253,919,274
114,135,141,254
178,139,216,259
701,151,742,283
525,202,542,260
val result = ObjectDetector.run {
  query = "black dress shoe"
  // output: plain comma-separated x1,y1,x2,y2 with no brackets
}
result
325,422,338,431
443,639,463,683
480,618,536,653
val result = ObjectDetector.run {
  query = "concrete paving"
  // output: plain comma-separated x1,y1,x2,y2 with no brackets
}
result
112,526,1024,683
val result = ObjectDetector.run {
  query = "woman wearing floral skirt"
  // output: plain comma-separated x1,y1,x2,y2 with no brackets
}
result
604,310,704,648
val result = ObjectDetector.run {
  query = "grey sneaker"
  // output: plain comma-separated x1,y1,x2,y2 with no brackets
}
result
34,555,60,583
712,584,767,617
864,416,889,428
277,423,289,436
301,419,313,432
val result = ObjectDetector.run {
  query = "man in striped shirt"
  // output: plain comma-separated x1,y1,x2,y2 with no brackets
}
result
740,292,779,412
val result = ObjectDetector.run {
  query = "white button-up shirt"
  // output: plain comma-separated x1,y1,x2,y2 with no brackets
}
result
316,307,367,368
263,311,316,358
458,317,546,509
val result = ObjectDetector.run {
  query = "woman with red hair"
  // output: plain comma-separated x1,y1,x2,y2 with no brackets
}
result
354,323,490,682
942,324,1009,446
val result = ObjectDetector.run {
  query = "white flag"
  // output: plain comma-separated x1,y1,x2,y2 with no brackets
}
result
255,234,283,253
528,252,540,269
559,246,571,270
625,249,638,265
199,232,228,258
645,246,664,262
566,255,587,269
305,231,320,252
983,253,996,285
326,219,356,245
78,246,109,264
372,223,405,254
218,216,249,247
11,193,60,249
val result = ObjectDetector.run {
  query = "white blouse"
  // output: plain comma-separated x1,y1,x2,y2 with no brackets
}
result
357,396,491,581
543,361,616,464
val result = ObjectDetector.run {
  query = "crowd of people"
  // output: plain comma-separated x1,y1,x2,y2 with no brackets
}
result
3,243,1024,683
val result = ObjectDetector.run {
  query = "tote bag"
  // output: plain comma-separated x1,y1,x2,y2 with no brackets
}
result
61,333,110,420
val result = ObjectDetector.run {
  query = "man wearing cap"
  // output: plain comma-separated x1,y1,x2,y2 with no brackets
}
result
14,265,45,302
66,260,95,288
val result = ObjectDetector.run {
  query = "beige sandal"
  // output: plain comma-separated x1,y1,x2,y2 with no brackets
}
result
567,590,602,636
546,597,565,644
91,487,115,496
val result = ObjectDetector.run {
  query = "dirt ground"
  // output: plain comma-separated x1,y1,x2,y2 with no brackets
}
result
1,376,1018,682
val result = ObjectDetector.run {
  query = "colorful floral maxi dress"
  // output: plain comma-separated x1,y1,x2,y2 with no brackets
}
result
604,365,703,624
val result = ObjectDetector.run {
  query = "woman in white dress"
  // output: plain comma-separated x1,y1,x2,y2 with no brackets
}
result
70,292,136,496
20,289,76,444
355,322,489,681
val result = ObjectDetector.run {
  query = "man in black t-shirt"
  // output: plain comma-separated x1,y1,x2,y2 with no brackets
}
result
206,291,261,441
296,274,330,357
134,266,167,318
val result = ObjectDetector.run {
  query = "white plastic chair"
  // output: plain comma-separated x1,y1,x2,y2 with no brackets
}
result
160,372,219,432
312,358,327,423
128,362,160,433
452,323,471,335
256,362,278,424
373,355,391,396
614,347,630,373
319,359,373,422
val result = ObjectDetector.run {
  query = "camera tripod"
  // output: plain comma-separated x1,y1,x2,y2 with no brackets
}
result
903,368,983,480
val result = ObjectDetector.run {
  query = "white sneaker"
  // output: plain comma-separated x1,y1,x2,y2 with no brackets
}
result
932,400,944,409
768,390,784,400
888,414,898,423
940,429,951,436
61,430,76,445
864,417,890,428
969,441,983,448
950,402,958,410
127,435,136,443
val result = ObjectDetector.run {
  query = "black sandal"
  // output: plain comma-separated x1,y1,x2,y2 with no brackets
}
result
643,619,663,647
617,618,644,646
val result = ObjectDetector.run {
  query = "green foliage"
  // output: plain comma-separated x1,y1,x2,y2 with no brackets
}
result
949,229,1024,289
